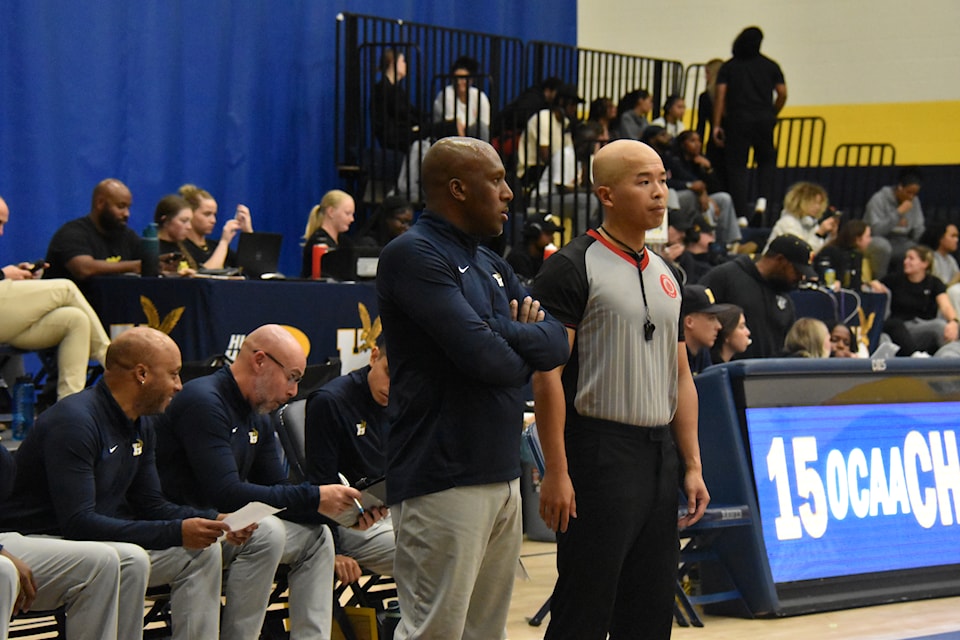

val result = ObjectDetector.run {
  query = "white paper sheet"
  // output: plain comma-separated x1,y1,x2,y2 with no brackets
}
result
222,501,285,531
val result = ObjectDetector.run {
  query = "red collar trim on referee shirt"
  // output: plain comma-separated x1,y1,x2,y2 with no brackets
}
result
587,228,649,269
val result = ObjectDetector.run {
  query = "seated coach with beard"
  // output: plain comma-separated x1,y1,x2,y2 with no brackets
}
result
44,178,144,285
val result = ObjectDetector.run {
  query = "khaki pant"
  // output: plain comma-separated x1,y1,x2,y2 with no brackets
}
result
0,278,109,399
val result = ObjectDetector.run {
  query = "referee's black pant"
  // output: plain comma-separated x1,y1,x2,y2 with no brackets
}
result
545,412,679,640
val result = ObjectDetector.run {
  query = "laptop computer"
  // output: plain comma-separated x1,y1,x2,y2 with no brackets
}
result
321,244,381,281
236,232,283,279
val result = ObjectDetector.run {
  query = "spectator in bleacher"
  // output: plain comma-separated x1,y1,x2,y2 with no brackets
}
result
491,76,562,139
709,305,751,364
516,83,582,183
156,324,363,640
179,183,253,270
711,26,787,224
829,321,857,358
678,213,728,285
303,334,394,584
0,327,235,640
651,94,687,140
669,130,742,249
154,194,198,274
696,58,728,192
584,97,618,151
300,189,356,279
356,195,414,250
918,221,960,315
764,182,838,254
700,234,815,358
657,216,689,285
615,88,653,141
681,284,730,374
815,219,887,293
921,222,960,285
881,245,958,356
1,195,110,400
782,317,831,358
371,48,424,154
864,167,925,279
506,213,562,284
432,55,491,142
44,179,143,282
1,445,124,640
530,140,601,233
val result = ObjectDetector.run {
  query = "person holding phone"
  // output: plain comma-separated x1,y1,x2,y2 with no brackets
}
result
0,195,110,400
178,183,254,270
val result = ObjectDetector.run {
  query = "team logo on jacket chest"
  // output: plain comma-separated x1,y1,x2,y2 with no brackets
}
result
492,272,504,287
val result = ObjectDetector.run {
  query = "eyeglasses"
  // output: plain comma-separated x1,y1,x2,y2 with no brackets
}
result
260,351,303,385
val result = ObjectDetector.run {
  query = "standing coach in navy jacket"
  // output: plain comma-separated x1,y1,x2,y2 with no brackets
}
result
377,137,569,640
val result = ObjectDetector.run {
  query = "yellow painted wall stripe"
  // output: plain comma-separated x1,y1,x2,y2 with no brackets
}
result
779,102,960,166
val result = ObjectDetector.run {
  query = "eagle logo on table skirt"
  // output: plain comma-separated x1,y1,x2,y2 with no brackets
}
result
139,295,184,334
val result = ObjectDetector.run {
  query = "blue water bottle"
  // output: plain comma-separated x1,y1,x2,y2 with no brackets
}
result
141,222,159,277
11,376,35,441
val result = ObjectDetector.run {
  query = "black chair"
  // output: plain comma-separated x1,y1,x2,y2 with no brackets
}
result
274,397,398,639
790,286,839,326
673,503,753,627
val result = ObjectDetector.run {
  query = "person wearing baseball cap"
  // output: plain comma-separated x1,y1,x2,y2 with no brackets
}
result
766,234,817,283
700,233,814,357
681,284,733,373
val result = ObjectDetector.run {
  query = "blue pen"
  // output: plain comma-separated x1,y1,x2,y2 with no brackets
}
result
339,472,365,516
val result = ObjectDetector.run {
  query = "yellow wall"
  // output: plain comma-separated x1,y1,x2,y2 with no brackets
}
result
780,102,960,166
578,0,960,167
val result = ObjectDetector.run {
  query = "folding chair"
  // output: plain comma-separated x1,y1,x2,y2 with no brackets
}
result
274,397,397,639
673,502,753,627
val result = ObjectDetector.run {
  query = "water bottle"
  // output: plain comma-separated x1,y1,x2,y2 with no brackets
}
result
11,376,35,441
380,599,401,640
141,222,159,277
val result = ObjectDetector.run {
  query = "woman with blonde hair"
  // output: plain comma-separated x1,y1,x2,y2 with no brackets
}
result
782,317,831,358
764,181,837,253
178,184,253,270
300,190,356,278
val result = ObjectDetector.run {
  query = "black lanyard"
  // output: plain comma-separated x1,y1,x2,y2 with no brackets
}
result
599,226,657,341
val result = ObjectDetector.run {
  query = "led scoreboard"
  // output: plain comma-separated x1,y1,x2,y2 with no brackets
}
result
694,358,960,617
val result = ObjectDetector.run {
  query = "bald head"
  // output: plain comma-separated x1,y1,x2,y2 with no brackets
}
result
106,327,178,372
421,137,512,237
593,139,662,191
242,325,305,364
91,179,131,210
233,324,307,414
592,139,667,240
103,327,183,418
422,137,487,201
90,178,132,232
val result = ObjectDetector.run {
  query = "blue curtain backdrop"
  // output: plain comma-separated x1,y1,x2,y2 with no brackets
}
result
0,1,576,277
